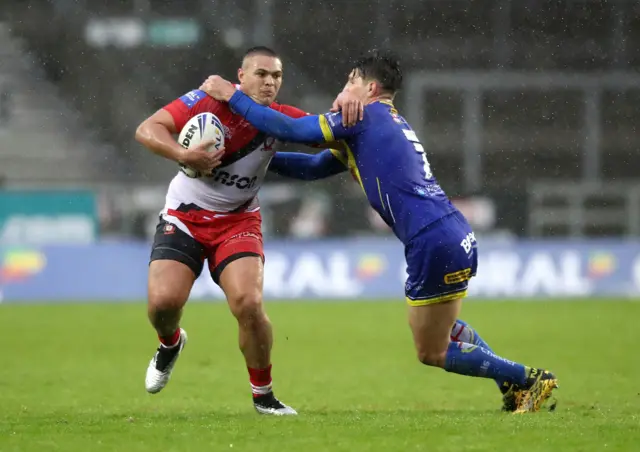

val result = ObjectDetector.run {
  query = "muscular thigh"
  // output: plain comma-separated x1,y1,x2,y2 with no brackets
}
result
201,210,265,315
218,256,265,320
148,260,196,309
408,298,462,355
148,218,206,307
218,255,264,301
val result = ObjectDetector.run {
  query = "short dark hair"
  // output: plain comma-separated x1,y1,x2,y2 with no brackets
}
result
243,46,279,60
352,49,402,94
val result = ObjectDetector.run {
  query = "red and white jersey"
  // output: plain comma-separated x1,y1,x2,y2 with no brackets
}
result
161,88,307,213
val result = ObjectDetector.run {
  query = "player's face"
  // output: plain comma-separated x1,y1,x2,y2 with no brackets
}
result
238,55,283,105
342,69,375,103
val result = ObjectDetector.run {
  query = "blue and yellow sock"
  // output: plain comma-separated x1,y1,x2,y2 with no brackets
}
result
450,319,493,351
451,319,510,390
444,341,529,386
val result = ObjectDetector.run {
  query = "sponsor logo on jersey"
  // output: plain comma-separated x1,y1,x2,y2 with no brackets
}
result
179,89,206,109
325,112,341,128
391,112,405,125
210,169,258,190
413,184,445,197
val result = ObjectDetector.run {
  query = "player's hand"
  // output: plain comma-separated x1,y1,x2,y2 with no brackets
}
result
180,141,225,175
199,75,236,102
330,91,364,128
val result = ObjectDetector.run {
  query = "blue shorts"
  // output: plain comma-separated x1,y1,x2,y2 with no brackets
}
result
404,212,478,306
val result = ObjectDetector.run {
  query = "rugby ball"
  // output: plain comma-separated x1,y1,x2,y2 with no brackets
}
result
177,112,225,178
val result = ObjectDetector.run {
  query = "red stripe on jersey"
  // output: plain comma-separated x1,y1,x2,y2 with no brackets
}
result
163,91,309,161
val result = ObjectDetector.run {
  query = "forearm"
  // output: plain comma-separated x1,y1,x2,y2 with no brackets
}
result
135,121,187,163
229,91,326,143
269,150,346,181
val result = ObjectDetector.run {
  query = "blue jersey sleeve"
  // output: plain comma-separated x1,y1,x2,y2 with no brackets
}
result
178,89,207,108
318,110,368,141
229,91,363,143
269,149,347,181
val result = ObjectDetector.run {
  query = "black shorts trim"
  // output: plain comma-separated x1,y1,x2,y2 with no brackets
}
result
150,246,203,277
149,219,205,277
211,252,262,285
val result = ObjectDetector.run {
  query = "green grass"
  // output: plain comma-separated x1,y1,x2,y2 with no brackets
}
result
1,300,639,451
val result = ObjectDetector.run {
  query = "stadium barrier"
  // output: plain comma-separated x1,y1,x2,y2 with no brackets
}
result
0,190,98,245
1,239,639,303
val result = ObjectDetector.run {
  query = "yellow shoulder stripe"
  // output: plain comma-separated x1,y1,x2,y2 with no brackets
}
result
318,115,335,142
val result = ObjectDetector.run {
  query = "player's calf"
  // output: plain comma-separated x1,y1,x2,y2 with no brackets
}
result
147,260,194,335
145,260,195,394
227,288,273,369
451,319,516,410
409,299,555,408
148,305,183,338
220,256,296,415
415,344,448,368
409,297,461,368
228,299,295,415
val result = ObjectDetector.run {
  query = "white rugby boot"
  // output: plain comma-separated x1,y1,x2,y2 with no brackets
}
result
253,392,298,416
145,328,188,394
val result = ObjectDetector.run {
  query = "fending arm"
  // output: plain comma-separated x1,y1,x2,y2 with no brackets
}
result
230,91,341,143
269,149,347,181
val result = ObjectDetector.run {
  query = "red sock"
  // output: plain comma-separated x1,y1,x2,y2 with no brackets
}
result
248,364,273,398
159,329,180,347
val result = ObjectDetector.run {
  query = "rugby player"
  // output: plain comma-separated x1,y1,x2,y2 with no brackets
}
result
134,46,309,416
196,50,559,413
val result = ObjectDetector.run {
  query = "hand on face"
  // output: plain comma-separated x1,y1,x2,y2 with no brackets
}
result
330,90,365,128
199,75,236,102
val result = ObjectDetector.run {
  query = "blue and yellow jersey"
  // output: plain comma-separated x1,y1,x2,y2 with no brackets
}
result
317,101,457,243
229,91,459,244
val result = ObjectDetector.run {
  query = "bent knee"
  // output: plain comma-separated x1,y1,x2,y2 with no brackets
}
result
229,291,266,322
416,348,448,368
148,261,194,311
148,286,188,312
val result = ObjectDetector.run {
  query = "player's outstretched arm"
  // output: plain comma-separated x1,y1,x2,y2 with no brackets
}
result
198,75,358,144
230,91,327,143
269,149,346,181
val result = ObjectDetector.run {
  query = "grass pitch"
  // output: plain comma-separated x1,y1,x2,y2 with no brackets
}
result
1,299,639,451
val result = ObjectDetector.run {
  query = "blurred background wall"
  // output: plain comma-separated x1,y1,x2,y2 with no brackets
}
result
1,0,639,301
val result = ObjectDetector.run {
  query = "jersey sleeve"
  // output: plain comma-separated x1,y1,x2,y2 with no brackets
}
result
275,104,309,119
162,89,210,131
275,103,366,141
318,110,367,142
269,149,347,180
275,104,330,148
229,91,362,144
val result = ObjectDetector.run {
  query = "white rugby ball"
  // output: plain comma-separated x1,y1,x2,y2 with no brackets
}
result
177,112,225,178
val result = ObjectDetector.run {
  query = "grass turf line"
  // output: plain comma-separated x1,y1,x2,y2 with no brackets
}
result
1,300,639,451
